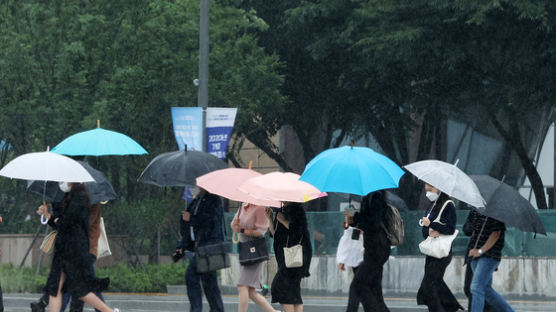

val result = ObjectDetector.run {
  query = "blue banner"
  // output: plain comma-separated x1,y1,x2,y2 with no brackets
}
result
206,108,237,160
171,107,203,151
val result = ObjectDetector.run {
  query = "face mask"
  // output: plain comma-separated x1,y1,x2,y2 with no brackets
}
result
59,182,72,193
426,191,439,202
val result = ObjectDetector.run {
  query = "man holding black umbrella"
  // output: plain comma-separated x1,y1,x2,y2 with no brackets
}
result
467,210,514,312
176,188,225,312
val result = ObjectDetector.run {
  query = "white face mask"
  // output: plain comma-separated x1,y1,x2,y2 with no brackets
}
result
59,182,72,193
426,191,439,202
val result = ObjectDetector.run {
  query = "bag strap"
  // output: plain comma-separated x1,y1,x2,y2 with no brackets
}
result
473,214,489,249
433,200,454,224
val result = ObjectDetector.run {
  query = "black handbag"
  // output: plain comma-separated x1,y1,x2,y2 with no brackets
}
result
238,236,269,265
195,241,232,273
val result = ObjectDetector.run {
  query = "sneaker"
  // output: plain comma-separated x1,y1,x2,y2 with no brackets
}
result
113,309,120,312
260,284,269,296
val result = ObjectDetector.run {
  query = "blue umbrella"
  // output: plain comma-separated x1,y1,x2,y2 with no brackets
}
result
299,145,405,196
52,126,147,156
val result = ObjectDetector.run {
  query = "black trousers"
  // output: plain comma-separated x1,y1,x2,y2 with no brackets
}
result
417,254,463,312
464,262,497,312
346,266,361,312
0,284,4,312
351,260,389,312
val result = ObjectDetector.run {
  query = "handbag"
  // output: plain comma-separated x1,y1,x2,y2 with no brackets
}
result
40,230,57,254
418,200,459,259
97,217,112,259
238,237,269,265
283,235,303,268
195,241,233,273
233,204,270,265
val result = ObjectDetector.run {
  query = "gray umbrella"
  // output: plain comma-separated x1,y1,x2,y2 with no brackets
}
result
137,149,227,187
470,175,546,235
27,161,117,205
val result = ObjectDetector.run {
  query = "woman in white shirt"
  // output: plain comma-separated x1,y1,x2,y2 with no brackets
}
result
336,226,364,312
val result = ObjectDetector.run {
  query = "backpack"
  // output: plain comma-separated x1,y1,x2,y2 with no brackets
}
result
380,204,404,246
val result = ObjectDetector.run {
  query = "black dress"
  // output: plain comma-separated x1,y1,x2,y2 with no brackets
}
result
271,203,312,305
349,191,391,312
416,196,463,312
44,189,109,298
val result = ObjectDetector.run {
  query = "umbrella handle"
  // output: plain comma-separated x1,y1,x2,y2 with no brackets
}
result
343,221,349,230
232,231,240,244
40,214,49,225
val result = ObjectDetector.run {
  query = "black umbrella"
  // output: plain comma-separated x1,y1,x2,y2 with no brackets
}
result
137,149,227,187
470,175,546,235
27,161,117,205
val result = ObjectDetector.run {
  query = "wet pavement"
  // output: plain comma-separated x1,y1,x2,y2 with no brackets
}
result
5,293,556,311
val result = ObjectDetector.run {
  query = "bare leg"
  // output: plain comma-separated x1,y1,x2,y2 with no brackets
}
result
238,286,250,312
248,287,279,312
294,304,303,312
79,293,113,312
49,272,66,312
282,303,295,312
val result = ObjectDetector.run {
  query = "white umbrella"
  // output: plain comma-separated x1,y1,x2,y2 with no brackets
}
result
0,151,95,183
404,160,485,208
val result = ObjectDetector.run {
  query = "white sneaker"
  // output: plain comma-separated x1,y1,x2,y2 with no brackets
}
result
113,309,120,312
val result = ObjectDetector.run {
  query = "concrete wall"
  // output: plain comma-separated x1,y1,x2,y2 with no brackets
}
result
221,254,556,299
0,234,129,268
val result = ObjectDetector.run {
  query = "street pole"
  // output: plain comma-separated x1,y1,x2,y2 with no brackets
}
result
198,0,210,152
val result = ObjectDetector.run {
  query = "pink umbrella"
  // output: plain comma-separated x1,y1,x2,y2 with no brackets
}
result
196,168,281,207
238,171,327,203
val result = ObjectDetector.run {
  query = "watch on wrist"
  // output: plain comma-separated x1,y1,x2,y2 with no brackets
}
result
240,228,245,234
478,248,483,255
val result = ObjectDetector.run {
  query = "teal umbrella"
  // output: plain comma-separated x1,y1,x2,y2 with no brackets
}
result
299,145,405,196
52,124,147,156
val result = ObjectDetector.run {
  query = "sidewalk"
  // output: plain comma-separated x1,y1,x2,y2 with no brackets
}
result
4,293,556,312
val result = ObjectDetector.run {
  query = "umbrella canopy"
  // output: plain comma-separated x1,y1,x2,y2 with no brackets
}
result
300,146,405,196
52,127,147,156
404,160,485,208
0,151,95,183
239,171,326,203
196,168,281,207
138,149,227,187
471,175,546,235
27,161,117,205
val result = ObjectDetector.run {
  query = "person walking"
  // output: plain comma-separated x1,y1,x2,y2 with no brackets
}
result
336,225,364,312
467,210,514,312
32,203,106,312
41,182,118,312
416,183,463,312
265,202,312,312
176,188,225,312
344,190,390,312
463,210,496,312
231,203,279,312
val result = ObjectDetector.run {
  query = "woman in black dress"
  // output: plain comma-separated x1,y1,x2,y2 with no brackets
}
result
416,183,463,312
344,190,391,312
40,182,118,312
265,202,312,312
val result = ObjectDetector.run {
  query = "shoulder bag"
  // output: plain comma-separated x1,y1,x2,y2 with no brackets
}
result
418,200,459,259
284,234,303,268
40,230,57,254
97,217,112,259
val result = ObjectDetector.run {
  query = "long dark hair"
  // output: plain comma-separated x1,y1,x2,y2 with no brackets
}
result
61,183,90,208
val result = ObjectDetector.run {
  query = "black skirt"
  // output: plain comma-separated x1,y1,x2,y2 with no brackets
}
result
417,254,463,312
271,269,303,305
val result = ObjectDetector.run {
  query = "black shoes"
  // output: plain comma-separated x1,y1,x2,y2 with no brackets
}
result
30,301,46,312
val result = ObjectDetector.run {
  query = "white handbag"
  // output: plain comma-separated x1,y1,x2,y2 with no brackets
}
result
283,235,303,268
97,217,112,259
419,200,458,259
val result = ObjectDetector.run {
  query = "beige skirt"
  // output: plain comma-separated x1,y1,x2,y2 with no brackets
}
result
237,261,264,288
